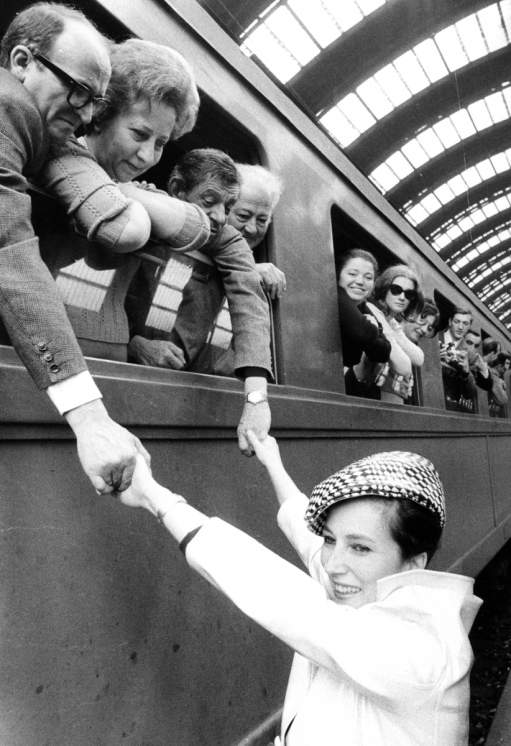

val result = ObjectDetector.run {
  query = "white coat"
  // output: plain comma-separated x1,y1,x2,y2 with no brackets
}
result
186,494,482,746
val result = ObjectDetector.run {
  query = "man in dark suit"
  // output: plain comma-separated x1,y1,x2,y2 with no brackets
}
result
0,3,148,492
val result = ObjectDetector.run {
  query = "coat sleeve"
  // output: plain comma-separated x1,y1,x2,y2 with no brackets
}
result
338,290,391,365
199,226,272,377
37,139,134,249
185,517,444,702
0,84,87,390
277,494,324,570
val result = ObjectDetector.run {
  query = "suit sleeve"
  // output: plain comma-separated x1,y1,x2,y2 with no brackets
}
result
203,227,272,377
0,90,87,390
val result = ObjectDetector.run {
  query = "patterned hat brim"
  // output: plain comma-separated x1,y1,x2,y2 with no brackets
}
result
305,451,446,535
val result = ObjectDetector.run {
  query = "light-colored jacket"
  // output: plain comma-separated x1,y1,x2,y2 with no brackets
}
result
186,495,481,746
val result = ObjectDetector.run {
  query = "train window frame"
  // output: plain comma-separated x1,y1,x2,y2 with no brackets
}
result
332,204,426,408
26,71,281,384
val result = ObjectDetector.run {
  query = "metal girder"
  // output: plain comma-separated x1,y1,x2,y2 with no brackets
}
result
349,49,511,173
488,292,511,321
287,0,495,115
197,0,270,38
477,271,511,304
440,209,511,262
460,240,511,288
387,120,511,208
420,175,511,240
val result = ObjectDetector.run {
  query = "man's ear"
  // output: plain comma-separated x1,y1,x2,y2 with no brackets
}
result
9,45,32,81
168,176,186,200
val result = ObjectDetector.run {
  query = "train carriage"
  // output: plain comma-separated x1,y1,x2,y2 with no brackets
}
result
1,1,511,743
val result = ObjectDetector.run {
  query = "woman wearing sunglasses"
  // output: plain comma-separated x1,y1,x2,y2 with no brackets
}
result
367,264,424,404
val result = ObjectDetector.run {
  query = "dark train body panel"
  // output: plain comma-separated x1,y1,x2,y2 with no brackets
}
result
1,1,511,744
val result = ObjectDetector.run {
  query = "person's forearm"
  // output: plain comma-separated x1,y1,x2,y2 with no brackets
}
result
265,459,304,507
141,480,206,544
393,327,424,366
244,375,268,396
118,183,210,248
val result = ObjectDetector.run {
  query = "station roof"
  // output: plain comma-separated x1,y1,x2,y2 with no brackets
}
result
199,0,511,328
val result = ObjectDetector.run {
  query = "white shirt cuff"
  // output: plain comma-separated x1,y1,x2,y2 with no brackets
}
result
46,371,102,415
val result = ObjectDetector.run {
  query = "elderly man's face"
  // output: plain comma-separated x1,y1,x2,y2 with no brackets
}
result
227,179,274,250
182,174,239,239
18,19,110,143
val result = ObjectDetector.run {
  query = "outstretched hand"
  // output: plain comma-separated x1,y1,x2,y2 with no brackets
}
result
117,453,155,510
67,400,150,494
246,431,282,469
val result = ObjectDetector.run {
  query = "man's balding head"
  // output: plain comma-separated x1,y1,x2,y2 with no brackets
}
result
3,3,110,143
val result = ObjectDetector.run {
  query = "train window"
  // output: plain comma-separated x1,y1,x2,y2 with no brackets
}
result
332,206,425,406
27,90,277,382
434,291,478,414
480,331,509,419
125,94,276,380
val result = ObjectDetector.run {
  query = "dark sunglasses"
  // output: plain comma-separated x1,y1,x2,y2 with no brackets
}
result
389,283,417,301
33,51,108,113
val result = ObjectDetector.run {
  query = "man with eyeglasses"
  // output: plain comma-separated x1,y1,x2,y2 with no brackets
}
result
0,3,149,493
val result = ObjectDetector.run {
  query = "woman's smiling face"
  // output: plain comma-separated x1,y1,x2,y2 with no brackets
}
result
321,498,413,609
338,258,375,303
90,98,176,182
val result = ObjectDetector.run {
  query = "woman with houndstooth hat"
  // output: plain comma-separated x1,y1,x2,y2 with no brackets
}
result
119,438,481,746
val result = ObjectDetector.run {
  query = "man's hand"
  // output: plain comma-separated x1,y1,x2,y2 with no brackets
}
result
257,262,286,299
65,400,150,493
129,335,186,369
456,349,470,373
237,401,271,456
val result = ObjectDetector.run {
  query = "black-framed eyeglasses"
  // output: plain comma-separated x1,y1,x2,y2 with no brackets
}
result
389,283,417,301
33,51,108,113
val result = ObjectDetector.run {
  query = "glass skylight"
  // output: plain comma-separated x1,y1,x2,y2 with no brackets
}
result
370,89,511,195
319,2,510,148
444,222,511,268
402,147,511,229
241,0,386,84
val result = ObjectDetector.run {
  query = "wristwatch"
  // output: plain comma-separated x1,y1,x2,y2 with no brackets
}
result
245,390,268,405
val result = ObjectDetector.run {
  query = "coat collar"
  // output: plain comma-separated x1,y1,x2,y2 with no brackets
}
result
376,568,482,631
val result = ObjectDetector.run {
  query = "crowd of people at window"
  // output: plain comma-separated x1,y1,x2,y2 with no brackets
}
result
339,249,511,414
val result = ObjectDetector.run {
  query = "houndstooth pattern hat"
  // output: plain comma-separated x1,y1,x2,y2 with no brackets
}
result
305,451,446,535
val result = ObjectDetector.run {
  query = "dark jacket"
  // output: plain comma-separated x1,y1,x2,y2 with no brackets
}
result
338,287,391,368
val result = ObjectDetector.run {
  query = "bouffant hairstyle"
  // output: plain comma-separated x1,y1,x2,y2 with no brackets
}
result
373,263,423,319
338,248,379,277
92,39,199,140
